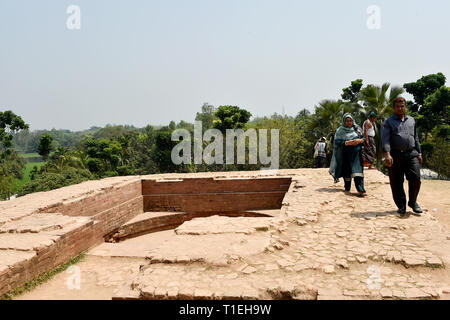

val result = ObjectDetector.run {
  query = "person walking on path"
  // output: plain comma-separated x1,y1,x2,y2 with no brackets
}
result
329,113,366,196
314,137,328,168
381,97,423,216
362,112,378,169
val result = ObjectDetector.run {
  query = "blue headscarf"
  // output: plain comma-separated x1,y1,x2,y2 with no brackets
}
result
334,113,361,141
329,113,364,183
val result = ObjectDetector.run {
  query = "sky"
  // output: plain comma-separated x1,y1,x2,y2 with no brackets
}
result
1,0,449,131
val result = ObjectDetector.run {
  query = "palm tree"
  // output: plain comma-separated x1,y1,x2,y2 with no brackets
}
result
360,83,405,169
308,99,355,143
48,147,86,173
360,83,404,121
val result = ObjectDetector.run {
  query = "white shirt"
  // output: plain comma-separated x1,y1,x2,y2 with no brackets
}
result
364,120,375,137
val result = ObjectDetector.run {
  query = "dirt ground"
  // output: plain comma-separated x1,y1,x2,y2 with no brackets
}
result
419,180,450,230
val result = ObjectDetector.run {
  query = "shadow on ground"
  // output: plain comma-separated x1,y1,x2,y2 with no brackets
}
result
350,211,420,220
315,187,343,193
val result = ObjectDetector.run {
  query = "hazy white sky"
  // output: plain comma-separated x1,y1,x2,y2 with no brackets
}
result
1,0,449,131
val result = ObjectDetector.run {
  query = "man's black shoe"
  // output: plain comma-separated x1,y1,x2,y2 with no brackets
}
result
397,207,406,214
409,203,423,215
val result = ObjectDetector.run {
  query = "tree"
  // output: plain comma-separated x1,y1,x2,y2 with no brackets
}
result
404,73,446,112
127,126,158,175
307,99,352,143
152,129,182,173
360,83,404,121
1,110,28,152
195,103,216,132
212,106,252,132
423,125,450,179
38,134,53,161
93,125,138,140
341,79,365,124
296,109,311,119
416,86,450,138
0,110,28,200
168,121,176,131
46,147,86,173
417,86,450,177
341,79,363,103
19,167,92,196
82,137,124,177
404,73,447,141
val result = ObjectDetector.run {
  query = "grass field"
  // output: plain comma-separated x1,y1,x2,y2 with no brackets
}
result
20,152,41,159
10,153,45,194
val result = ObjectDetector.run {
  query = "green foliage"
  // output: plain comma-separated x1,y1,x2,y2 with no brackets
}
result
4,74,450,200
213,105,252,132
12,126,136,154
403,73,449,177
0,110,29,151
360,83,404,121
424,129,450,179
341,79,363,103
152,130,180,173
307,100,350,143
19,167,93,196
93,124,139,140
422,86,450,125
420,141,434,163
10,161,44,194
0,151,26,199
37,134,53,160
195,103,216,132
126,127,158,175
0,110,28,200
249,114,313,169
404,72,446,112
82,137,129,177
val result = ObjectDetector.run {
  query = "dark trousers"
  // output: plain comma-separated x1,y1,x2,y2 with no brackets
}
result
344,176,365,193
388,152,421,209
316,156,326,168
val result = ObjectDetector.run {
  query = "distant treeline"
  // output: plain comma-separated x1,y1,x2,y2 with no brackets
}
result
1,72,448,200
12,125,149,153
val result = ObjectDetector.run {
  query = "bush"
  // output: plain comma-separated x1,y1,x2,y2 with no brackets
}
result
19,167,93,196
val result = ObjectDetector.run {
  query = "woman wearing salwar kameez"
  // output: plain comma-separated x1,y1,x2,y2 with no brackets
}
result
329,113,367,196
361,112,378,169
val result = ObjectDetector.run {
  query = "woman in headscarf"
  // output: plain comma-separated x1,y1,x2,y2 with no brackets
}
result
329,113,367,196
361,112,378,169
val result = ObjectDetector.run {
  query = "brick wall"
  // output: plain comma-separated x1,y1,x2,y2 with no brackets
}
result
116,210,274,241
142,177,291,212
0,220,102,296
0,179,143,296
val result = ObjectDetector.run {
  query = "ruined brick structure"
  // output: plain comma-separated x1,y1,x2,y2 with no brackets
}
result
0,175,291,296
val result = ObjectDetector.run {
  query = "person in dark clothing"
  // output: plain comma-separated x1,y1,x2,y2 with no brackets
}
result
314,137,327,168
381,97,423,216
329,114,366,196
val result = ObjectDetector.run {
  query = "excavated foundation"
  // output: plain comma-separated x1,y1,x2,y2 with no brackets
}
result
107,177,292,242
0,175,291,296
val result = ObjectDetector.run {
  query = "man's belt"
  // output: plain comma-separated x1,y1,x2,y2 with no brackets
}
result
392,148,414,153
